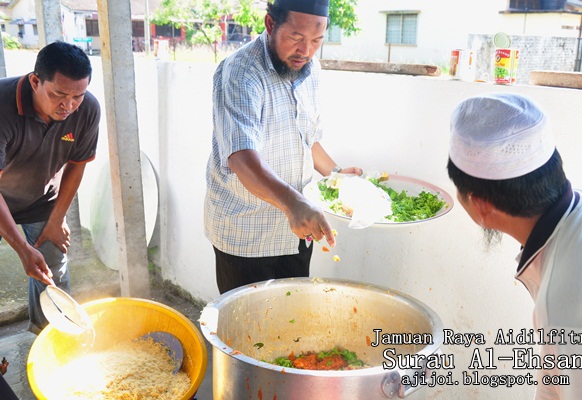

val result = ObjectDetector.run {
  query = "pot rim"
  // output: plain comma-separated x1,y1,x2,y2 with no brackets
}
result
200,277,443,377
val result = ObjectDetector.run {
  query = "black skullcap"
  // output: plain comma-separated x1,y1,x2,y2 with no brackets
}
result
273,0,330,17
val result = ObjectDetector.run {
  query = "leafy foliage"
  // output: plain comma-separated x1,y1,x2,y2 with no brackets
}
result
329,0,360,37
152,0,236,62
1,32,21,50
232,0,266,35
318,176,446,223
150,0,360,62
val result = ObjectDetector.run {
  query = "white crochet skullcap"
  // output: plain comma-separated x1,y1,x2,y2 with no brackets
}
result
449,92,555,180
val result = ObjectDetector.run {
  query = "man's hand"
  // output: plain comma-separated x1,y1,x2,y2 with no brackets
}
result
34,220,71,254
17,243,55,286
338,166,363,176
1,357,8,375
228,149,337,246
285,197,336,247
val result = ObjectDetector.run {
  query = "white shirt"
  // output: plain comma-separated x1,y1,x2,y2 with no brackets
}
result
517,189,582,400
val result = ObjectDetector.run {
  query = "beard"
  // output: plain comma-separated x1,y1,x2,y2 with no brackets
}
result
267,39,304,81
482,228,503,251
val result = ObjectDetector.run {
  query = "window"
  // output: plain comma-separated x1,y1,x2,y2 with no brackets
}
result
33,24,38,36
155,24,180,38
132,21,144,37
86,19,99,37
325,24,342,44
385,12,418,45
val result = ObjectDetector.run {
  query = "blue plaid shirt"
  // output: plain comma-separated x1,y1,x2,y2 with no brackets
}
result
205,31,323,257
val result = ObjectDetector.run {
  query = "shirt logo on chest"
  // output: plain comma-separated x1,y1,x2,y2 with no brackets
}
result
61,132,75,142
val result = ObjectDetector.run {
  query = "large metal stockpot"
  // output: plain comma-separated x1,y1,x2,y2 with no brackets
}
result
200,277,443,400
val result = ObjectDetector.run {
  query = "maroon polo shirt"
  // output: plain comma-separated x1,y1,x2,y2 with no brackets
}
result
0,73,100,224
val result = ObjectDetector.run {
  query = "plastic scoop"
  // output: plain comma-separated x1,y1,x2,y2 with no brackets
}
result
139,331,184,374
39,285,92,335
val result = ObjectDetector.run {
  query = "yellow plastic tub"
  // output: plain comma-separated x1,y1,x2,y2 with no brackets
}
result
27,297,207,399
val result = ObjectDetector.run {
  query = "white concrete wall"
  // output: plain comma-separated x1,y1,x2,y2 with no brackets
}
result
502,12,582,36
322,0,510,66
322,0,582,68
142,64,581,400
5,49,582,399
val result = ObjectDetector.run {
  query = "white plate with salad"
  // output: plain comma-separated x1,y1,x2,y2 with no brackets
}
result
303,172,454,228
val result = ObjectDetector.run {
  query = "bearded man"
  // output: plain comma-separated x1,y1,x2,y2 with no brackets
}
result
204,0,361,294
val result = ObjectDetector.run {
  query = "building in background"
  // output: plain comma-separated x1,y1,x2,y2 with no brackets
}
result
321,0,582,71
1,0,37,48
1,0,254,53
1,0,170,52
1,2,10,33
1,0,581,75
60,0,168,54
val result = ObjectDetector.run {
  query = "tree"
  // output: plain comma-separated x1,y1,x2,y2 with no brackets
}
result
232,0,266,36
329,0,360,37
152,0,236,62
1,32,21,50
232,0,360,38
152,0,360,62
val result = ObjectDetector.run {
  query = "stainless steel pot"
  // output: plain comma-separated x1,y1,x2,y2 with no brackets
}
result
200,277,443,400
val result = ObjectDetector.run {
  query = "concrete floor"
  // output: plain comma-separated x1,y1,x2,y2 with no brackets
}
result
0,228,214,399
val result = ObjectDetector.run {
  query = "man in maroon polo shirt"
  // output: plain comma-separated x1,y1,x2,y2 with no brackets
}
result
0,41,100,334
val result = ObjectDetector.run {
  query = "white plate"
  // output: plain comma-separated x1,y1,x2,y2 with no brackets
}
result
303,174,454,226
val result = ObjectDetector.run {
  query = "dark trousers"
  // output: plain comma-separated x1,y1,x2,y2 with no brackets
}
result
214,240,313,294
0,374,19,400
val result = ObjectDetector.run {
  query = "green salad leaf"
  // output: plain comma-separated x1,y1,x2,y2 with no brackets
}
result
318,176,446,223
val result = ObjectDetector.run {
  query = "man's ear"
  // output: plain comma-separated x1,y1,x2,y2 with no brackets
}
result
265,13,275,35
29,73,40,91
469,195,494,226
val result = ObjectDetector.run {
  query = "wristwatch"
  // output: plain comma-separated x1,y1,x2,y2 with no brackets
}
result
331,166,342,173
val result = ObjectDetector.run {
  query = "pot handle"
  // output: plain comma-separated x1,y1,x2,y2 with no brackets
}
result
381,349,443,399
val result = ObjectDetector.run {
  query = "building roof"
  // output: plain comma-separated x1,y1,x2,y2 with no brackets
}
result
60,0,97,13
60,0,162,19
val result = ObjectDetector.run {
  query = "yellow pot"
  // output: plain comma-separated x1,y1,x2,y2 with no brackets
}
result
27,297,207,399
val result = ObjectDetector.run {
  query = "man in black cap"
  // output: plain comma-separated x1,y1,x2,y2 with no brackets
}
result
205,0,362,293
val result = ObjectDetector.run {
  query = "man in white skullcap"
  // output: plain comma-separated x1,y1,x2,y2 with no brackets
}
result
205,0,362,294
447,92,582,400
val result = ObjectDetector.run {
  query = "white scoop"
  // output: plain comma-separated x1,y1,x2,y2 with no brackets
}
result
40,285,92,335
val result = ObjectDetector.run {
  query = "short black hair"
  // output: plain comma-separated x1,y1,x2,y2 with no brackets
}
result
447,149,568,217
34,41,92,83
267,2,290,26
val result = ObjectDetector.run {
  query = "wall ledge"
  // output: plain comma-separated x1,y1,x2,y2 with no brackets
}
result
529,70,582,89
320,59,441,77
